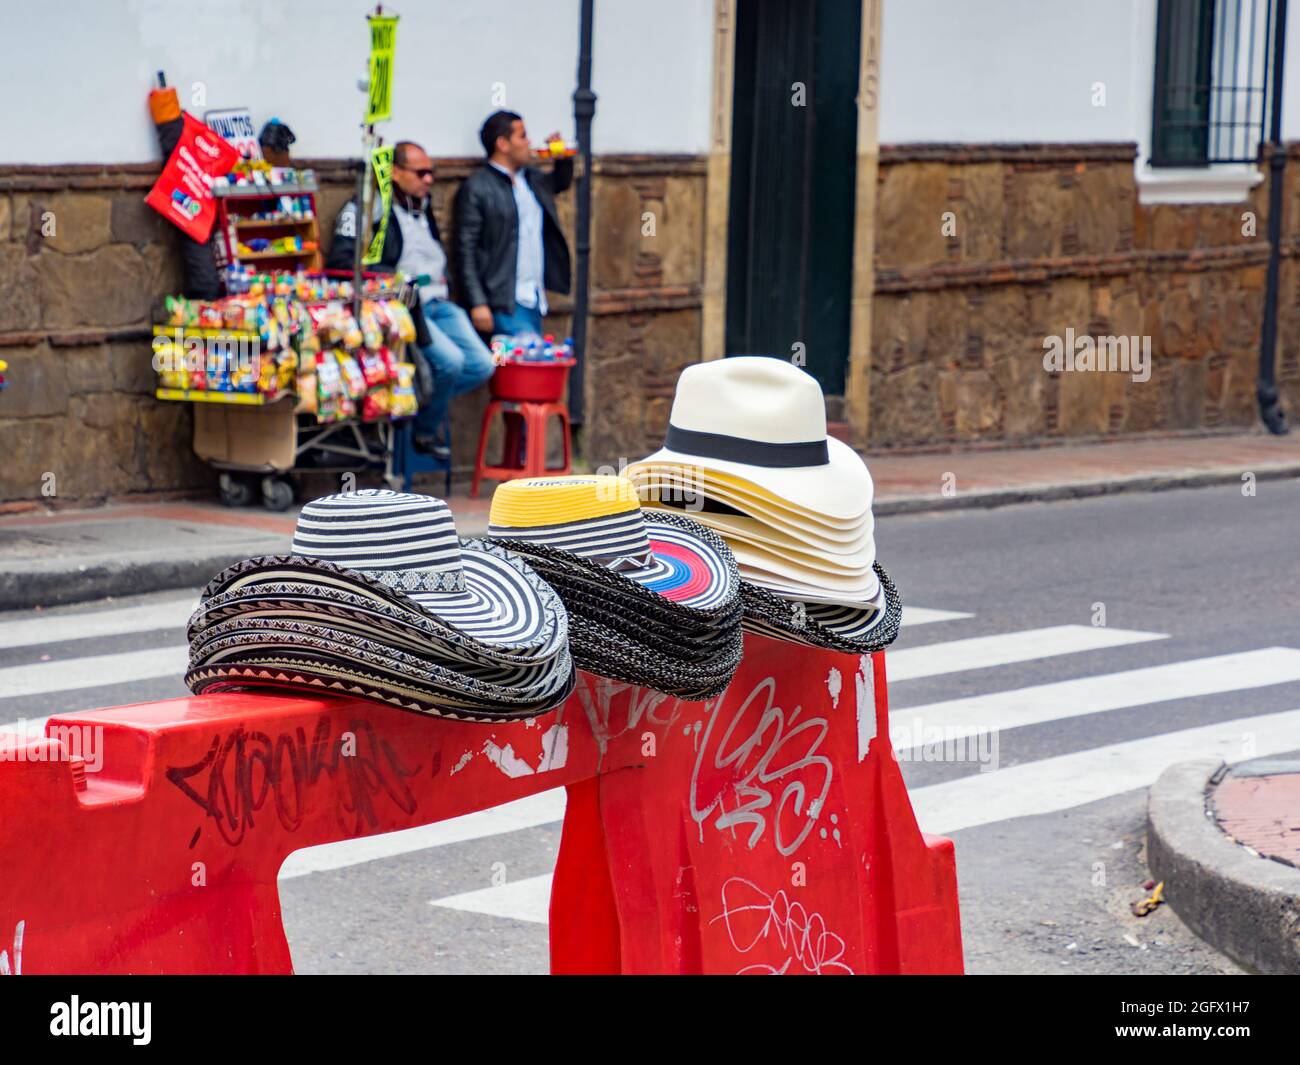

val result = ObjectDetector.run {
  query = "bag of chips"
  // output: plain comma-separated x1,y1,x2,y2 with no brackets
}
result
359,349,389,387
362,386,392,421
335,351,367,399
390,362,418,418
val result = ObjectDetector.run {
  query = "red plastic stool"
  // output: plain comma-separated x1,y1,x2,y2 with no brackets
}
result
472,399,572,497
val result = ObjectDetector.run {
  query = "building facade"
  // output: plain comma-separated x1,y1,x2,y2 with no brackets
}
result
1,0,1297,503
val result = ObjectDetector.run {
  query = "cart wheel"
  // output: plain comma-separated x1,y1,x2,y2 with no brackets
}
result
218,472,254,508
261,476,295,512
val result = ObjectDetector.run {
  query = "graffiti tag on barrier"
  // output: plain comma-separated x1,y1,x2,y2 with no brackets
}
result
690,677,832,856
573,674,688,761
711,877,853,975
166,716,421,846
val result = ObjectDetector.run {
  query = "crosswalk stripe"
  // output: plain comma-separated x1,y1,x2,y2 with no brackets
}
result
0,597,196,651
891,647,1300,745
909,707,1300,836
0,646,189,699
900,606,972,627
428,873,553,925
885,624,1165,681
279,789,567,880
0,714,51,736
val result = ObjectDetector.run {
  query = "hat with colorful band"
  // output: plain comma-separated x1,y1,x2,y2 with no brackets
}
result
487,475,737,613
485,477,745,698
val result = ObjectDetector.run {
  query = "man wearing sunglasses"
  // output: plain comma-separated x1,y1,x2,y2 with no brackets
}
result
327,140,492,459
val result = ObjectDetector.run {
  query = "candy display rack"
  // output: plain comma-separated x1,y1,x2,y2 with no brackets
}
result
212,170,323,274
153,272,424,510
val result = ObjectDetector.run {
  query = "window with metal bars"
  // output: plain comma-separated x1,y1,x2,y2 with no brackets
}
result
1150,0,1279,166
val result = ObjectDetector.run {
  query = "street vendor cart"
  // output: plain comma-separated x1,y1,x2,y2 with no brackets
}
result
153,269,435,510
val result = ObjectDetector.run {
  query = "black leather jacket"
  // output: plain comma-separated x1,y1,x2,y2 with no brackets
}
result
453,158,573,314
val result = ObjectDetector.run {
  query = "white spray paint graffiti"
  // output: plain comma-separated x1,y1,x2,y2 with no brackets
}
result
689,676,832,856
574,674,688,764
711,877,853,975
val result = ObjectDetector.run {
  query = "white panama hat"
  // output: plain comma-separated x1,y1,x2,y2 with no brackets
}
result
632,357,873,522
629,465,874,540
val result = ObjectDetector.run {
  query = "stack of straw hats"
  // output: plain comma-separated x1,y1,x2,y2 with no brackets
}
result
626,356,901,654
484,475,744,699
186,490,575,720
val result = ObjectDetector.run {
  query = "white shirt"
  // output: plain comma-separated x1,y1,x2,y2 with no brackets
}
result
391,196,449,303
491,161,547,316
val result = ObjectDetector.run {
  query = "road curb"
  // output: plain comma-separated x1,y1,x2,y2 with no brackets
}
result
1146,759,1300,975
874,462,1300,517
0,549,275,612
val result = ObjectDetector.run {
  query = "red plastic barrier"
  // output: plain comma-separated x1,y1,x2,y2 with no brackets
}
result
0,635,961,975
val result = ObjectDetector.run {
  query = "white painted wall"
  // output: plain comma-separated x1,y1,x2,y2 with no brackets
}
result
1279,0,1300,139
0,0,714,164
881,0,1300,156
878,0,1145,144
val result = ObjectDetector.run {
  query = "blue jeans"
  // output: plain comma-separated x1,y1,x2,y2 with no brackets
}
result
416,299,495,436
493,302,544,337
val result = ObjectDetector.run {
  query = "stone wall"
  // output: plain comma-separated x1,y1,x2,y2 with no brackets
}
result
0,154,707,504
0,159,357,504
581,155,706,467
868,143,1288,447
2,142,1294,504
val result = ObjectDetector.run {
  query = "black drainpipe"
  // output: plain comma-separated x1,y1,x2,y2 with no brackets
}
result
570,0,596,432
1259,0,1290,434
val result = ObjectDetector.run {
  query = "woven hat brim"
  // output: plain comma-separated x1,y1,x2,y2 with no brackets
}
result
189,614,567,692
537,577,744,663
186,658,576,722
190,626,575,707
190,581,563,669
566,613,743,701
740,562,903,655
198,544,568,659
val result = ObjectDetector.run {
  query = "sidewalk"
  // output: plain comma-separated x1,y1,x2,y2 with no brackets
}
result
2,430,1298,610
1148,758,1300,975
867,431,1300,513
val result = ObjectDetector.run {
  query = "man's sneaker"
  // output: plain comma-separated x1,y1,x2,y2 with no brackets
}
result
414,435,451,461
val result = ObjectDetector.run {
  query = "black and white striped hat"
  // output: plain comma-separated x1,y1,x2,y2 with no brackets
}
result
740,562,903,655
281,490,561,649
186,490,575,720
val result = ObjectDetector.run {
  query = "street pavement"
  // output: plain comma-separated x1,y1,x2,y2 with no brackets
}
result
2,479,1297,974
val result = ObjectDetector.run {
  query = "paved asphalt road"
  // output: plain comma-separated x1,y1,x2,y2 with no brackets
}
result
2,479,1297,974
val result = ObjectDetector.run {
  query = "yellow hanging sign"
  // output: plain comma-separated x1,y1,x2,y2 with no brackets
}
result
365,15,399,124
363,144,395,265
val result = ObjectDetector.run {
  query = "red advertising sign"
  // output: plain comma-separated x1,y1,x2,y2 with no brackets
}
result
145,113,239,243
